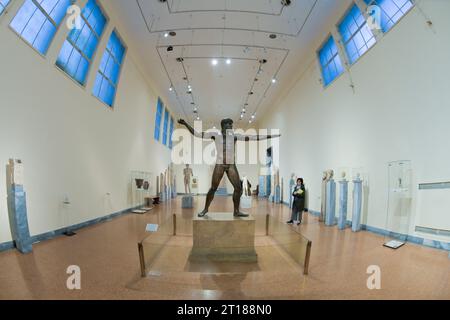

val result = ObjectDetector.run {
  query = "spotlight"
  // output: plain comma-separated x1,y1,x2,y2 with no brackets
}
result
169,31,177,37
226,59,231,65
196,116,200,121
176,57,184,62
188,85,192,90
272,78,277,84
269,34,277,39
164,32,169,38
167,46,173,52
211,59,218,66
169,86,173,91
242,108,246,113
240,114,244,118
251,115,256,119
259,59,268,64
281,0,291,6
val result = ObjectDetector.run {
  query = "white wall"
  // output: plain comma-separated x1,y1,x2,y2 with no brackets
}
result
0,0,174,243
258,0,450,242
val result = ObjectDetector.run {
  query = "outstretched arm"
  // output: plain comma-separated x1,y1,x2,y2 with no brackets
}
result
178,119,212,139
236,133,281,141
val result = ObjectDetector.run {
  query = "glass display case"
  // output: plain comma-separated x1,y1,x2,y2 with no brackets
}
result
130,171,153,213
384,160,413,249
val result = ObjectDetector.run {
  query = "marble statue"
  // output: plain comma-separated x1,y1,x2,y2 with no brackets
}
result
183,164,193,194
178,118,280,217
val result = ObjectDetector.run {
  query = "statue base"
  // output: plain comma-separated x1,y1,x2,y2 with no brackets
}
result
189,213,257,263
182,195,194,208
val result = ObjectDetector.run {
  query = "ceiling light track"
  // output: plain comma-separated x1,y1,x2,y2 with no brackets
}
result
162,0,286,17
157,44,289,124
249,49,289,121
156,48,190,120
137,0,319,38
157,43,289,54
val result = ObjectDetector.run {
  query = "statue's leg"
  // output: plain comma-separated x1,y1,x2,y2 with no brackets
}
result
198,165,225,217
226,165,247,217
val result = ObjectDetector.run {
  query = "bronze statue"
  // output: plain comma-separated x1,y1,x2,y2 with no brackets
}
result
178,118,280,217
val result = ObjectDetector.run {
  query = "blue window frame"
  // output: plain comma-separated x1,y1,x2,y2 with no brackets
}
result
338,4,376,65
318,36,344,86
154,98,163,141
56,0,107,85
168,117,174,149
0,0,11,16
9,0,72,55
364,0,413,33
162,108,169,146
92,30,126,107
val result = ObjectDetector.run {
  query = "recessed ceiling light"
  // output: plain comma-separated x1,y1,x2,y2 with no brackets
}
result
240,114,244,118
226,59,231,65
272,78,277,84
169,86,173,91
196,116,200,121
211,59,218,66
249,120,253,124
251,115,256,119
164,32,169,38
188,85,192,90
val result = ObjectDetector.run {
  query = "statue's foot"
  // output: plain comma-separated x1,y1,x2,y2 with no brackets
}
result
198,210,208,218
234,211,249,218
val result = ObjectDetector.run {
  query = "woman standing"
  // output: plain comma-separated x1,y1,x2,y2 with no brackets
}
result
287,178,306,226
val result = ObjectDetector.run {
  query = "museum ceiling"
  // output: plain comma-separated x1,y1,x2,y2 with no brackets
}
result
106,0,350,128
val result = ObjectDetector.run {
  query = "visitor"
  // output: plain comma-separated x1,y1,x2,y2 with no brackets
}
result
287,178,306,226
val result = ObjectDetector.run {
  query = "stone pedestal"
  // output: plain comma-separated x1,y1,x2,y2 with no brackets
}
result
182,195,194,208
352,179,363,232
190,213,257,262
325,179,337,226
338,180,349,230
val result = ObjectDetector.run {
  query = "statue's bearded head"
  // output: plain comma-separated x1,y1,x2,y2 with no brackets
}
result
221,118,233,131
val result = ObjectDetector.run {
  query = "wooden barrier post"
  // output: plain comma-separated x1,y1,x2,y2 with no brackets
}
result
173,213,176,236
138,242,146,277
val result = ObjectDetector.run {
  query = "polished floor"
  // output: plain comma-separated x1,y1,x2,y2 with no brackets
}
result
0,196,449,300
